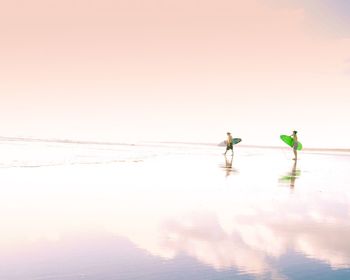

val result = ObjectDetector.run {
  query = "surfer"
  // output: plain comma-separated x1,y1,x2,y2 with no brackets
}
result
224,132,233,155
291,131,298,160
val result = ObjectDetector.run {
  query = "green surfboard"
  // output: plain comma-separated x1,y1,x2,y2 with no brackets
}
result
280,135,302,150
232,138,242,145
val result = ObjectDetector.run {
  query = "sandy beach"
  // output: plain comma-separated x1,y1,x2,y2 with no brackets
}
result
1,138,350,280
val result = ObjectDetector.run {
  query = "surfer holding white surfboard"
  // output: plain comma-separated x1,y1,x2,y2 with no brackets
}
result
224,132,242,156
224,132,233,155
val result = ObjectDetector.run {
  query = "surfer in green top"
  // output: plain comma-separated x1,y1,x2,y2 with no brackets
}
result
291,131,298,160
224,132,233,155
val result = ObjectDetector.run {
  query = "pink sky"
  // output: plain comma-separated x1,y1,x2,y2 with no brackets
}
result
0,0,349,148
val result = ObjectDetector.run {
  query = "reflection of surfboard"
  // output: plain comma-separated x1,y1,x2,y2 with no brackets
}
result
280,135,302,150
232,138,242,145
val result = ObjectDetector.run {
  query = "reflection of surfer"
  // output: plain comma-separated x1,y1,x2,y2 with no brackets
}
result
279,160,300,189
224,132,233,155
290,160,297,188
224,154,233,177
291,131,298,160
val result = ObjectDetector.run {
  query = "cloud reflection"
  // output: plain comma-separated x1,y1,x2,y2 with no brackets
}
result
1,147,350,279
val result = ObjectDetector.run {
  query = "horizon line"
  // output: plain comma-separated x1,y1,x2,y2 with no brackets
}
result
1,136,350,153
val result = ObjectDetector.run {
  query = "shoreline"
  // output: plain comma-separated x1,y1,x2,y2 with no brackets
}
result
1,136,349,153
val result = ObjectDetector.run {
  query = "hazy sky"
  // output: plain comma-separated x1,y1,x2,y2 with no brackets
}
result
1,0,349,148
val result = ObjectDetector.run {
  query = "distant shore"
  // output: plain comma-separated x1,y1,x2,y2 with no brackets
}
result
1,136,349,153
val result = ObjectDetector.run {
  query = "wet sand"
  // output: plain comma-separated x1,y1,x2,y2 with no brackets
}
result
1,140,350,279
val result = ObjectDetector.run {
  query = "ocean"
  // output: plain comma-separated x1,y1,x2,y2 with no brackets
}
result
1,137,350,280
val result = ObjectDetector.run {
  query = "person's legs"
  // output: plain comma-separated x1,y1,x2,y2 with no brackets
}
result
225,143,233,155
293,142,298,160
229,144,234,156
293,147,297,160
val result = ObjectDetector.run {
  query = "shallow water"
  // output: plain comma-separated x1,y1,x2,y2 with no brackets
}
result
1,139,350,279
